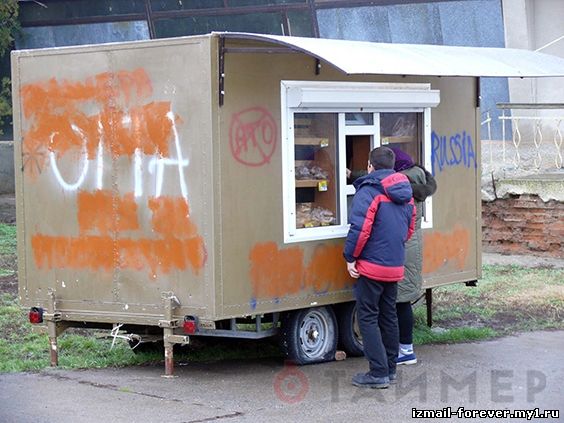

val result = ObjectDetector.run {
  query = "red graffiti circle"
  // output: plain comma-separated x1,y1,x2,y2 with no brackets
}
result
273,363,310,404
229,107,277,167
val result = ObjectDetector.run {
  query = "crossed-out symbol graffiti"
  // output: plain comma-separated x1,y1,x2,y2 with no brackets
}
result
229,107,277,167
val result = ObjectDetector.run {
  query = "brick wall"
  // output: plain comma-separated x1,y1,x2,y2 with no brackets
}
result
482,194,564,258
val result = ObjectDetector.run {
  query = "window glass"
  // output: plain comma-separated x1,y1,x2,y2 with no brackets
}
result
15,21,150,49
150,0,224,11
19,0,146,24
229,0,305,5
380,112,419,163
317,6,391,42
294,113,339,229
345,113,373,126
286,10,314,37
154,12,284,37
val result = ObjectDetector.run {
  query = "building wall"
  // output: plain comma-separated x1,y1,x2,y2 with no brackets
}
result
482,194,564,257
503,0,564,140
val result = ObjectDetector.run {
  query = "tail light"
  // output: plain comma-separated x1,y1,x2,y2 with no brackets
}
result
183,316,197,334
29,307,44,324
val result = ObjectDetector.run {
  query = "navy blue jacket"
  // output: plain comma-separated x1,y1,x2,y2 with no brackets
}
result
343,169,416,282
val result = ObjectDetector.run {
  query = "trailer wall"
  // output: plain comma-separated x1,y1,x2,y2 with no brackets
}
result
216,38,480,318
14,37,218,322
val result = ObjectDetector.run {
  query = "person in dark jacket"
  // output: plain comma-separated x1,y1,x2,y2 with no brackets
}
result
344,146,416,389
390,147,437,366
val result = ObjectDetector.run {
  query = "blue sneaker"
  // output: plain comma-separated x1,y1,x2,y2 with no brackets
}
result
397,353,417,365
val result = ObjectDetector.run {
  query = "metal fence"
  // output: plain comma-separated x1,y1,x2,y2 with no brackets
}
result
481,103,564,173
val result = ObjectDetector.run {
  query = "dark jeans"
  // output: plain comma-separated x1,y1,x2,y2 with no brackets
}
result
396,301,414,345
355,276,399,378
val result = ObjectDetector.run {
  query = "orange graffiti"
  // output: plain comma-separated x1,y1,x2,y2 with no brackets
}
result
33,194,206,276
20,69,174,171
22,69,151,118
32,235,115,271
249,242,304,299
32,234,206,276
249,242,354,299
24,70,206,277
77,191,139,236
422,225,470,274
118,236,205,275
305,244,353,293
148,197,198,238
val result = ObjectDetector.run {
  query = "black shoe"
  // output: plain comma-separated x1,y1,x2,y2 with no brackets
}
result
352,372,390,389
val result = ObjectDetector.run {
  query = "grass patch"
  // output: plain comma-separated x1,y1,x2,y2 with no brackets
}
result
0,292,281,373
0,293,163,372
412,303,497,345
0,223,16,276
406,264,563,345
414,325,496,345
430,265,563,336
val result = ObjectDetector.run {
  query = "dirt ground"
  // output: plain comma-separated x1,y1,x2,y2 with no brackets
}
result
0,194,15,225
0,274,17,297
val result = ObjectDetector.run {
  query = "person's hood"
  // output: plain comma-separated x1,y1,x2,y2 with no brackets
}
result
411,165,437,202
354,169,413,204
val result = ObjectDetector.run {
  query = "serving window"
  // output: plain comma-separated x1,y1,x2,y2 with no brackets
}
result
281,81,439,243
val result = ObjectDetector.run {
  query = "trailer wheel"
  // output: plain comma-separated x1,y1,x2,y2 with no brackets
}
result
336,302,364,357
280,306,338,365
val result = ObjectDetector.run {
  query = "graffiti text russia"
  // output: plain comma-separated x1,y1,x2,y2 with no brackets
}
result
431,130,477,175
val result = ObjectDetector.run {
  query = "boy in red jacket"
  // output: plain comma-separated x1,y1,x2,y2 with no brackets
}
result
344,147,416,388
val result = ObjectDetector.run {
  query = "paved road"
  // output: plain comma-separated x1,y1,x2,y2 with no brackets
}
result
1,331,562,423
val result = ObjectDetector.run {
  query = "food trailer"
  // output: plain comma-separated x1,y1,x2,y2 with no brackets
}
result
13,32,564,374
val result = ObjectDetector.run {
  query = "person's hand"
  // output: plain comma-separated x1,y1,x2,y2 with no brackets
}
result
347,261,359,278
346,168,351,179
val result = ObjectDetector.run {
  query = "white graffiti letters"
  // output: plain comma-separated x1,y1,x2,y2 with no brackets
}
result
48,112,189,198
147,112,189,199
49,130,90,191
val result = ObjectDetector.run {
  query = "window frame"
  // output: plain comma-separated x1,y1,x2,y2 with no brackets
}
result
281,80,439,244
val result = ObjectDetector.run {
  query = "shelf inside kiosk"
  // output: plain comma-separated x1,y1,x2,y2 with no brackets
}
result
294,113,339,229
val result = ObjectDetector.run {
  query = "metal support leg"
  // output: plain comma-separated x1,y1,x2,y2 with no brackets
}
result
47,322,58,367
425,288,433,328
163,294,174,377
163,333,174,377
161,292,180,378
47,290,59,366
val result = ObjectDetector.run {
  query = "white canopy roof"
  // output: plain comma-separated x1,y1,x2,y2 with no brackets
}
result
219,32,564,78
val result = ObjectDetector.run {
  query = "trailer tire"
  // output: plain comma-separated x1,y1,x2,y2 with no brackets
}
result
280,306,338,365
336,302,364,357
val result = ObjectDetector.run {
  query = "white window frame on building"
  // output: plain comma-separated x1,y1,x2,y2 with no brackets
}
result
281,81,440,244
